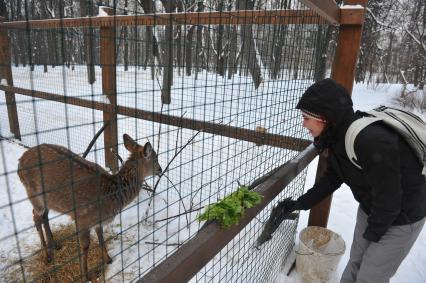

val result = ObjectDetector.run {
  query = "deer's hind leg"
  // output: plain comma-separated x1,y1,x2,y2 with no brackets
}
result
42,210,62,251
33,209,53,263
78,228,97,282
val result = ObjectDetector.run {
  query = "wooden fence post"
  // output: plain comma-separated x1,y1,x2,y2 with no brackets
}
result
308,0,367,227
100,7,118,173
0,17,21,140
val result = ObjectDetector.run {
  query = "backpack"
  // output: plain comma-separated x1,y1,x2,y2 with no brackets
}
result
345,106,426,175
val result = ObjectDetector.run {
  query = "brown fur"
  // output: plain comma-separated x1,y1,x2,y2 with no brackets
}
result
17,134,162,282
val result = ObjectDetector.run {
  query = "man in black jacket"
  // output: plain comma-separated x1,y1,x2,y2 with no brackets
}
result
282,79,426,283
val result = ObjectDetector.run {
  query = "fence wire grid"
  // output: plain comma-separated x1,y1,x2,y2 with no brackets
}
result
0,1,330,282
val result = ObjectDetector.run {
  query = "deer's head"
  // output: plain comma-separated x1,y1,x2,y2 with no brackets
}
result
123,134,162,178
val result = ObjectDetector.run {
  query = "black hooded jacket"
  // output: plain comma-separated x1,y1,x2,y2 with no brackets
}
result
295,79,426,242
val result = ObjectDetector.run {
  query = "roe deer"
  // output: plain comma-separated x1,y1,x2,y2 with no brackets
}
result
17,134,162,282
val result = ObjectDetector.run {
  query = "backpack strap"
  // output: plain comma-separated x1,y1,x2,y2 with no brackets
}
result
345,116,382,170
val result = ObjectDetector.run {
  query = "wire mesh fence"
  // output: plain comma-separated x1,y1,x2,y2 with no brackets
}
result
0,1,331,282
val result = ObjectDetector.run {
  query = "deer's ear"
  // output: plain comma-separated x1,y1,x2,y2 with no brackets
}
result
123,134,139,152
143,142,153,158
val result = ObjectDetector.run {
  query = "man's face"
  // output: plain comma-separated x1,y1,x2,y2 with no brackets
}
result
302,114,327,138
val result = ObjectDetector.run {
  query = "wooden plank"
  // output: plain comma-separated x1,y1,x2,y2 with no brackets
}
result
308,0,368,228
0,85,312,151
0,17,21,140
299,0,340,25
100,7,118,173
331,1,367,94
340,7,365,25
307,151,331,226
0,10,326,29
139,145,318,283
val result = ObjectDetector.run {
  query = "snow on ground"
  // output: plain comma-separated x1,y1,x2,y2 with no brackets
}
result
276,83,426,283
1,65,425,283
0,65,310,282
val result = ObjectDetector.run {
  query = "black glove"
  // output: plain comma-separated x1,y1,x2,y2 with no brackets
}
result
256,198,300,247
274,198,299,213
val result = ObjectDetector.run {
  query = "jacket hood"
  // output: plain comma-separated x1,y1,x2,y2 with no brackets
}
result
296,78,355,148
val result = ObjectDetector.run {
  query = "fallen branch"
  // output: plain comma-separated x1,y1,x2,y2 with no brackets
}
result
144,130,202,220
154,206,204,223
82,120,111,158
163,174,190,226
145,241,180,247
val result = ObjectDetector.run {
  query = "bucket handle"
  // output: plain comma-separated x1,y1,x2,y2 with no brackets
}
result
295,250,344,256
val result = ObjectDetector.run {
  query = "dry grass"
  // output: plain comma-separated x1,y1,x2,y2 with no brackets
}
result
3,224,111,283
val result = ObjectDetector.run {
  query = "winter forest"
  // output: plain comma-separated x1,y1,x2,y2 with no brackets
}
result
0,0,424,91
0,1,425,282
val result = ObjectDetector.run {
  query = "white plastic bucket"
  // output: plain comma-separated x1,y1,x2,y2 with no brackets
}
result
296,226,346,283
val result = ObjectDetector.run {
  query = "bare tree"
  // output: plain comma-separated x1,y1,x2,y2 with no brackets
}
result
194,0,204,80
216,1,225,76
236,0,262,89
160,0,177,104
0,0,6,18
357,0,425,87
80,0,96,84
138,0,161,79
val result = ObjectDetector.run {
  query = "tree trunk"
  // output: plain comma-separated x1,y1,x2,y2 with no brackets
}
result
271,0,291,80
227,25,237,79
139,0,159,79
40,2,49,72
0,0,6,18
8,1,19,67
271,24,288,80
382,32,394,83
236,0,262,89
185,2,197,76
29,0,35,71
216,1,225,76
176,1,183,76
194,1,204,80
314,25,333,82
124,0,129,71
160,0,176,104
80,0,96,84
186,24,195,76
15,0,27,67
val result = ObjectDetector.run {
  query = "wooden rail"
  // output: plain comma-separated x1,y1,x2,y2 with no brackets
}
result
0,8,365,30
300,0,340,25
0,85,311,152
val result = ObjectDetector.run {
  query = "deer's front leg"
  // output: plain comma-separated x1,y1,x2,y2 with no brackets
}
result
95,226,112,264
79,229,97,282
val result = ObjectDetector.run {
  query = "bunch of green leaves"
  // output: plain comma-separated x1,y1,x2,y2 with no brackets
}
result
197,186,262,229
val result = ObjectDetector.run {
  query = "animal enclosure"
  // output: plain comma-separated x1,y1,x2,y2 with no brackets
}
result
0,1,366,282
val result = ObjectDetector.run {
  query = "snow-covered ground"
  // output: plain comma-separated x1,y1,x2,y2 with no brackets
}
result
0,65,311,282
1,65,425,282
276,83,426,283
